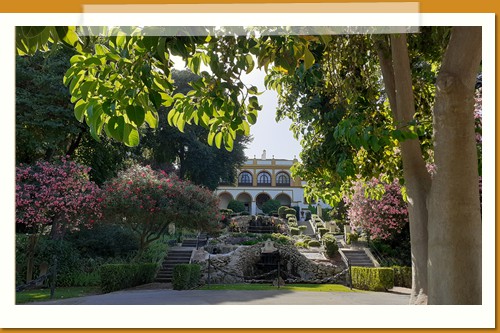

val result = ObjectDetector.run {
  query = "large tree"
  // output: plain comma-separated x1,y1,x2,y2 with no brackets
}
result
16,46,134,184
16,26,482,304
101,164,220,256
141,70,251,190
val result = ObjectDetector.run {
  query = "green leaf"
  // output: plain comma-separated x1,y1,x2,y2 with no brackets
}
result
74,99,86,122
207,131,216,146
149,91,162,109
145,109,158,128
304,47,315,70
177,116,186,133
245,54,255,73
224,131,234,151
156,37,168,63
107,116,125,141
247,110,258,125
126,105,145,127
123,123,140,147
116,31,127,49
84,57,102,67
160,93,174,107
167,109,177,126
215,132,222,149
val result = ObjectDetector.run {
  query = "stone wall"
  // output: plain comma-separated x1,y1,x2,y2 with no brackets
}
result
192,243,346,285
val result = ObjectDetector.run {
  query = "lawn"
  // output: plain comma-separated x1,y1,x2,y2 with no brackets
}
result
199,283,358,292
16,287,101,304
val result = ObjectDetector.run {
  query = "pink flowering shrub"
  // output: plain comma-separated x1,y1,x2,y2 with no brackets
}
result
345,178,408,240
16,157,102,238
101,165,220,254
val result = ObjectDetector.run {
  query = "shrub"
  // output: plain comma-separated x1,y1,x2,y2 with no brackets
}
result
284,208,296,217
188,264,202,288
269,210,279,217
261,199,282,214
298,225,308,233
227,200,245,213
294,241,309,248
101,165,220,256
318,227,328,237
290,227,300,235
316,222,325,229
240,211,250,216
66,223,139,259
344,178,408,240
308,240,321,247
271,233,292,245
172,264,202,290
351,267,394,291
286,214,296,220
322,233,338,258
100,263,158,293
278,206,288,218
16,158,102,238
392,266,412,288
346,232,359,244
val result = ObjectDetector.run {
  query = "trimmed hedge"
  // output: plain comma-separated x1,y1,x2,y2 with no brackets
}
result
278,206,288,218
318,227,328,237
322,233,338,258
100,263,158,293
172,264,202,290
346,232,359,244
290,227,300,235
284,208,296,216
308,240,321,247
392,266,412,288
351,267,394,291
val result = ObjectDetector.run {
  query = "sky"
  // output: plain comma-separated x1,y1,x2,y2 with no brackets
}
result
239,68,302,161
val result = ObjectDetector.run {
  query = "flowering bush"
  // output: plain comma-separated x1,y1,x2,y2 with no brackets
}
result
16,157,102,238
101,165,220,254
345,178,408,240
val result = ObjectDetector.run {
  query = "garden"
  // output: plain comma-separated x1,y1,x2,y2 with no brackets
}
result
14,25,483,305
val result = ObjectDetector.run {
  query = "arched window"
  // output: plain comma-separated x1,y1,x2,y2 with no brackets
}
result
238,171,253,185
276,172,291,186
257,172,271,186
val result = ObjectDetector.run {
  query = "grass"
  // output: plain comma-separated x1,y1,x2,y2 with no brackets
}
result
16,286,101,304
199,283,358,292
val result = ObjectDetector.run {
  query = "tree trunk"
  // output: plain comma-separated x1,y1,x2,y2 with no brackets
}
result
427,27,482,304
25,234,39,282
375,34,431,304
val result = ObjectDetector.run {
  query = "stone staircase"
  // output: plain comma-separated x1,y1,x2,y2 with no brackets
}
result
155,247,193,283
339,249,376,267
155,233,209,283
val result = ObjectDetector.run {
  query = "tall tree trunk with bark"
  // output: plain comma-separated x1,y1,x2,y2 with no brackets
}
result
376,27,482,305
375,34,431,304
428,26,482,304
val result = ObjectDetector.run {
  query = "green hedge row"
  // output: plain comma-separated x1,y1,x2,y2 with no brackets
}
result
172,264,202,290
351,267,394,291
392,266,412,288
99,263,158,293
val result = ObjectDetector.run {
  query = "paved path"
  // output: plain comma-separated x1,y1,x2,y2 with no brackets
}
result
27,287,411,305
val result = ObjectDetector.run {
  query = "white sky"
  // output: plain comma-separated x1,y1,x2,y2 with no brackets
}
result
240,68,302,161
